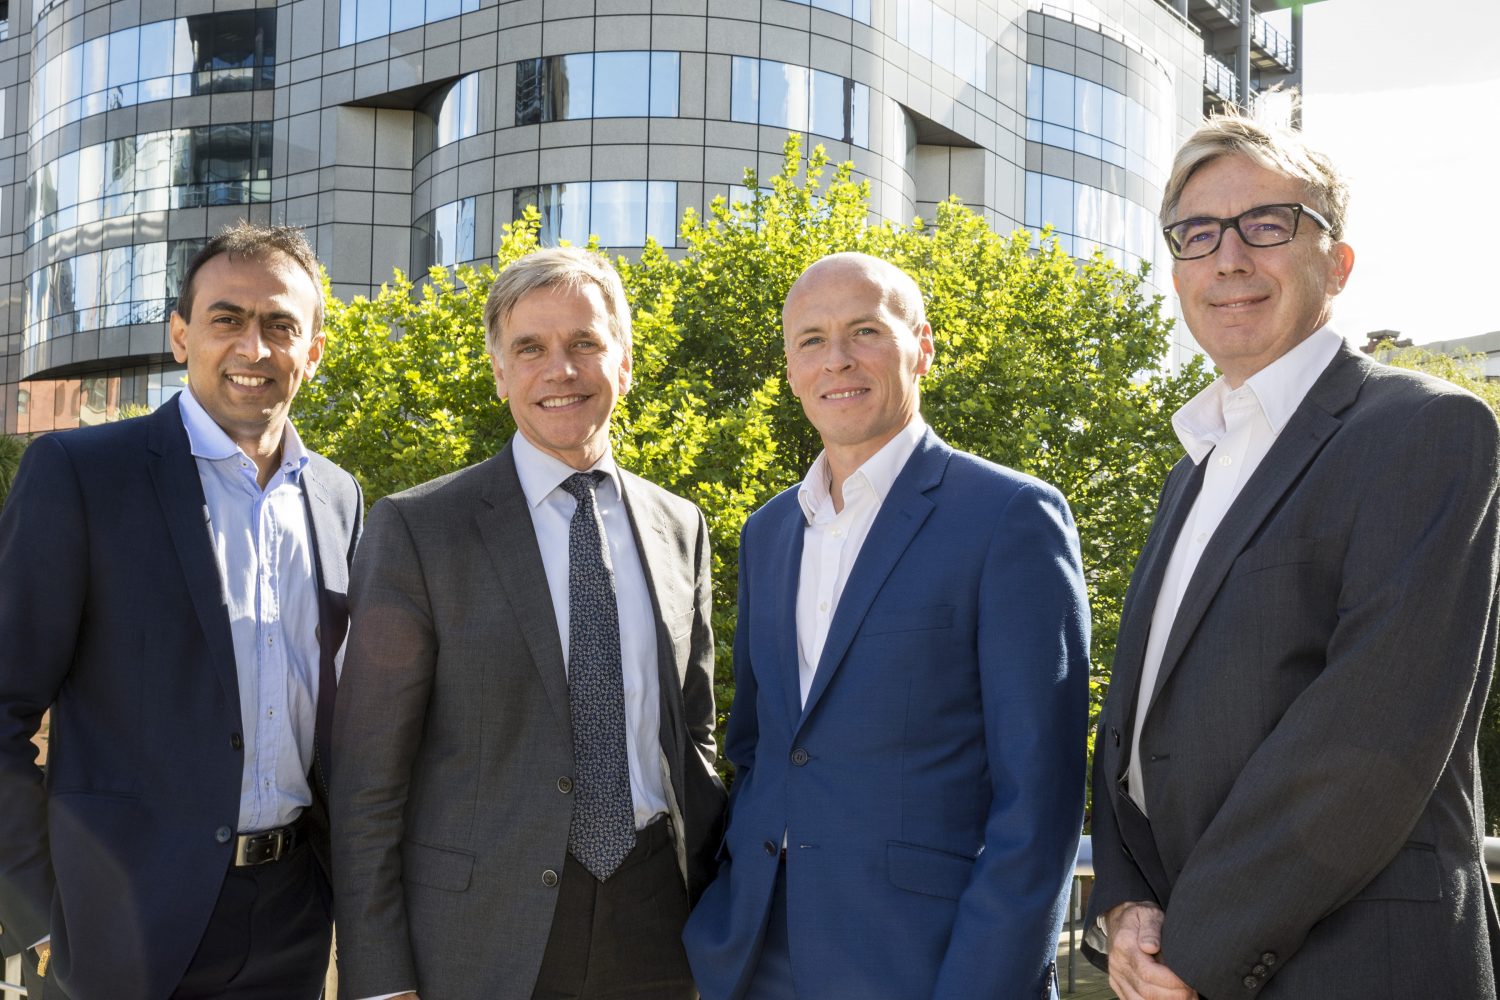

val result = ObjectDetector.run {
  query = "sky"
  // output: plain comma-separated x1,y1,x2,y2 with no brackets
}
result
1289,0,1500,346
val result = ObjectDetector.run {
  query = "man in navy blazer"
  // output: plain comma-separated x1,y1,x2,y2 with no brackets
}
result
0,224,362,999
682,253,1091,999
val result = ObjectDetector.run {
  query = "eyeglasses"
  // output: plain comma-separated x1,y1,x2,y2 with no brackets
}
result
1162,203,1331,260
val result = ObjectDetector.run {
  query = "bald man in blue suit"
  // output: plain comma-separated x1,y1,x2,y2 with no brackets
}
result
683,253,1090,999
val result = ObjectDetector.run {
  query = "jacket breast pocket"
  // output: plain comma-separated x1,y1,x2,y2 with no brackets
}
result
887,841,975,900
1228,537,1321,579
862,605,955,636
402,840,475,892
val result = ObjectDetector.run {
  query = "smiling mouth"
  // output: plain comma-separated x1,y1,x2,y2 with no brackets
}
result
540,395,589,409
823,389,868,400
1212,296,1269,310
227,374,270,387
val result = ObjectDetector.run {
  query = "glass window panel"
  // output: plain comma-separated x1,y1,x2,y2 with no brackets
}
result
1103,88,1126,146
761,61,809,132
955,25,976,87
457,197,475,262
973,34,987,90
1025,171,1041,229
516,59,543,126
591,180,646,247
131,242,166,301
60,46,81,111
356,0,389,43
77,143,104,205
933,7,955,70
895,0,910,42
1026,65,1043,121
1075,184,1100,241
1076,133,1101,160
1041,174,1073,234
553,53,593,120
108,27,140,89
1026,120,1042,142
73,251,101,318
1041,122,1072,149
1103,190,1125,248
1041,68,1073,127
730,56,757,124
340,0,357,46
1076,79,1103,138
911,0,932,58
649,52,678,117
593,51,650,118
391,0,423,32
428,0,460,23
853,0,871,22
459,73,478,136
809,69,846,141
646,181,676,247
139,21,174,76
812,0,852,15
56,150,80,210
850,82,869,147
172,20,195,75
434,200,457,265
543,182,590,247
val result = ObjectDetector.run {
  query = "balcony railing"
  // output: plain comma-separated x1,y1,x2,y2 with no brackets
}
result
1252,11,1295,71
1204,53,1238,103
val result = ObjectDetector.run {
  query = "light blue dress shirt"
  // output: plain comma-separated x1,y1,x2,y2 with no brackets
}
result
179,388,321,834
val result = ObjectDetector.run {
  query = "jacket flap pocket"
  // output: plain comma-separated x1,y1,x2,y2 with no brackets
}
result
1229,537,1320,578
887,841,974,900
862,605,955,636
1351,842,1441,903
402,840,475,892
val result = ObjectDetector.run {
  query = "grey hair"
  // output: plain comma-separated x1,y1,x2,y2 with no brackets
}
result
483,247,633,357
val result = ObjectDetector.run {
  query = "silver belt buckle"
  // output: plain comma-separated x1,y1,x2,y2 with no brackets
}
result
233,826,289,867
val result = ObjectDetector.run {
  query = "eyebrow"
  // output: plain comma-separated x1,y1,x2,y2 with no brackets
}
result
205,301,302,328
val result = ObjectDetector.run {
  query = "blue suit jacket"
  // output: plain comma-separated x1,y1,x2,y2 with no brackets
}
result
683,430,1090,1000
0,397,362,1000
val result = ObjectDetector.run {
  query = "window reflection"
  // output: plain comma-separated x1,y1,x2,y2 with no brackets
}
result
417,74,480,155
26,124,273,243
1025,65,1171,185
893,0,987,91
22,239,206,351
730,57,870,148
340,0,480,45
411,196,477,271
512,181,677,249
30,11,276,141
515,52,680,125
790,0,871,23
1023,171,1165,277
11,363,187,435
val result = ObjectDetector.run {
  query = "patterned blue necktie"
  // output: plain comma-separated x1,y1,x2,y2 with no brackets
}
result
560,471,637,880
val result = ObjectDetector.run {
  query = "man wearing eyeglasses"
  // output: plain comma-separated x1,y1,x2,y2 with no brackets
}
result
1084,112,1500,1000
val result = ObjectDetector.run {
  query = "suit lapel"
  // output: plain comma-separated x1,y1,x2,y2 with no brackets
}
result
146,396,240,709
476,443,572,729
796,433,945,730
1147,346,1367,707
770,500,808,728
1111,457,1204,758
300,461,348,786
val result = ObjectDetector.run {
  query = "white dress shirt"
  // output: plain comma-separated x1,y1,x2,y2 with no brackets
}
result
795,418,927,707
511,430,671,829
179,387,321,835
1127,326,1342,811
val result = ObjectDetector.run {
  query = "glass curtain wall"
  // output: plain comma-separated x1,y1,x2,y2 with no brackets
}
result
730,57,870,147
893,0,988,91
22,240,205,350
513,181,677,249
515,52,679,125
340,0,480,45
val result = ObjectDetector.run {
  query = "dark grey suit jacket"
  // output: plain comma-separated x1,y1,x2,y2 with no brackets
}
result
0,397,362,1000
1087,344,1500,998
330,439,725,1000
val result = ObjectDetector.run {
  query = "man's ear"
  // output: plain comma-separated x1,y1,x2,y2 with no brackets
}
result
1328,242,1355,295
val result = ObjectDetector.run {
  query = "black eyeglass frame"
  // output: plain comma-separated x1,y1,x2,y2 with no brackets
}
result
1162,202,1332,260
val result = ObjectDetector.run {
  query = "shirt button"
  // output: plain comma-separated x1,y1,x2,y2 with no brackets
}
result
1219,454,1233,466
215,826,232,844
542,869,559,887
818,601,829,613
830,527,843,537
1194,532,1207,545
230,732,243,750
763,841,778,855
557,776,573,794
790,748,810,766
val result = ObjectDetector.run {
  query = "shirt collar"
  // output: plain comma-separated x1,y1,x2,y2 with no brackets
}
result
797,417,927,524
178,387,308,477
1172,326,1342,464
511,429,621,509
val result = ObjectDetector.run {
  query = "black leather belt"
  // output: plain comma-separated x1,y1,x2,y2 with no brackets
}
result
233,822,301,867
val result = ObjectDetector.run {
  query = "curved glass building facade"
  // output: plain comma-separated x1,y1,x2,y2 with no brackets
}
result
1,0,1303,434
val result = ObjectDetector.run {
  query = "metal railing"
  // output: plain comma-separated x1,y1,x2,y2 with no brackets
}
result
1252,11,1295,70
1203,53,1238,103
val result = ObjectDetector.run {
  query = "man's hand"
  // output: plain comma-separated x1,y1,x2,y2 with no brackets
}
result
1104,901,1198,1000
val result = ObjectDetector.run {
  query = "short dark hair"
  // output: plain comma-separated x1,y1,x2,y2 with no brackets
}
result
176,221,325,332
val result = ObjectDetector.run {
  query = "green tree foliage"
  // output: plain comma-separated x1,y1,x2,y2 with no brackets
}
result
1379,345,1500,833
0,433,28,511
299,135,1210,736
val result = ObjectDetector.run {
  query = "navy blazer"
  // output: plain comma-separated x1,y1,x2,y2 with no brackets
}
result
0,396,362,1000
683,430,1091,1000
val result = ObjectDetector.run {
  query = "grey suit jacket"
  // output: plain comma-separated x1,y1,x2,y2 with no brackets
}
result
1086,344,1500,998
330,439,725,1000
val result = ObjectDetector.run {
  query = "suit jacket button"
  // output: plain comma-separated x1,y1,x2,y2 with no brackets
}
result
542,869,559,887
1243,975,1258,989
763,841,777,855
557,776,573,793
1261,952,1277,965
790,748,810,766
230,732,243,751
1252,964,1267,976
215,826,232,844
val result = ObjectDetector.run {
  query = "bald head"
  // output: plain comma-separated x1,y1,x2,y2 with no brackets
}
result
783,253,926,338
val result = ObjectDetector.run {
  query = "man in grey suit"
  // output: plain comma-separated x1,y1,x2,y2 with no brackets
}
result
331,247,726,1000
1086,112,1500,999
